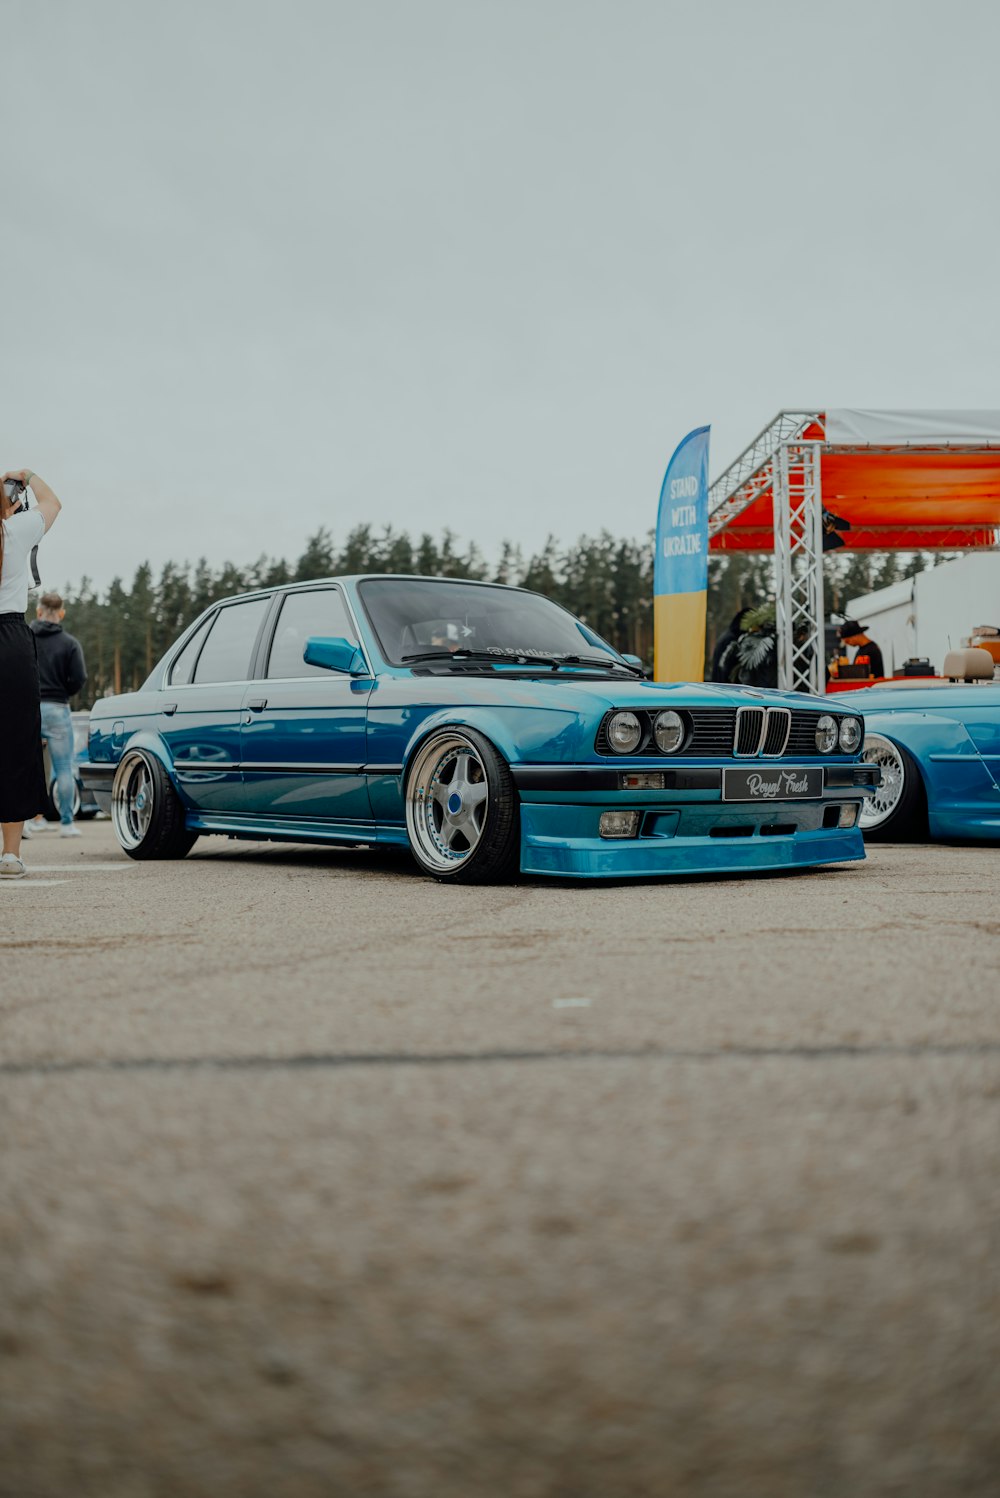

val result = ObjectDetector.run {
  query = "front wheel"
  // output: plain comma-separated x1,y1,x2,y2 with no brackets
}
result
859,733,927,840
112,750,199,860
405,727,519,883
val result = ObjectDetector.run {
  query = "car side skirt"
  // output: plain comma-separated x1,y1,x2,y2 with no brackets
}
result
185,812,381,845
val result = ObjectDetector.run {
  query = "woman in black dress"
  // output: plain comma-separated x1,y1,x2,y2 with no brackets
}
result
1,470,63,879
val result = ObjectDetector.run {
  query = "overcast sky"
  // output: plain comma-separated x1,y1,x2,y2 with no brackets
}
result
4,0,999,592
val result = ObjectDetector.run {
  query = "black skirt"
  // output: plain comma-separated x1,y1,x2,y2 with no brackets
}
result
0,613,48,822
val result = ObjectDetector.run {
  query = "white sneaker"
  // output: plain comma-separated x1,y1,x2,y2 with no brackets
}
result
27,816,50,832
60,825,83,838
21,821,33,839
0,854,27,879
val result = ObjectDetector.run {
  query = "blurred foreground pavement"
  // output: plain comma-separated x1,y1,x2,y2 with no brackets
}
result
2,824,998,1497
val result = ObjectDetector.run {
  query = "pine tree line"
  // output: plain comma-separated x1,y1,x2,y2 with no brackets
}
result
55,523,932,708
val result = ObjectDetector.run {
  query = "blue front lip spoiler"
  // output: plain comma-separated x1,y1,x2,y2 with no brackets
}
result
521,822,867,879
523,814,868,880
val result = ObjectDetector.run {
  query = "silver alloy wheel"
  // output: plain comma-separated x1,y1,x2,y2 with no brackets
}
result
859,733,905,830
406,731,490,872
112,751,156,851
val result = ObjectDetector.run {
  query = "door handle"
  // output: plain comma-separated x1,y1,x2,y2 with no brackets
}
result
162,702,178,716
246,698,267,712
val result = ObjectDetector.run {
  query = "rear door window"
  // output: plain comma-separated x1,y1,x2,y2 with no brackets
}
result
192,597,271,684
169,614,215,685
266,589,358,679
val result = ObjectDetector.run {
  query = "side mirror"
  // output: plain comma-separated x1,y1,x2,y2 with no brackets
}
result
621,653,652,679
303,636,367,675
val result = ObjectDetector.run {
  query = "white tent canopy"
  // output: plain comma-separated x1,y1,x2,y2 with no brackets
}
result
825,410,1000,446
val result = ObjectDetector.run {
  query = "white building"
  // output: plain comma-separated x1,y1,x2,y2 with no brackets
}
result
847,552,1000,676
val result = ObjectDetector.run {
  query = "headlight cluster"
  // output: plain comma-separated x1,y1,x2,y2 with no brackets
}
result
604,708,861,756
605,709,687,755
815,714,862,753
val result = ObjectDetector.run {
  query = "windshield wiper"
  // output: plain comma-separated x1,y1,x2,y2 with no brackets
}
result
557,654,645,677
401,649,512,664
400,649,643,677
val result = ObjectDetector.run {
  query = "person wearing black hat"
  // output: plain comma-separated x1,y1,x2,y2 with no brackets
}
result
838,619,884,679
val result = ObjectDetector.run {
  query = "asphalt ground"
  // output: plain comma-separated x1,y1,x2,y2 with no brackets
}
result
2,821,998,1498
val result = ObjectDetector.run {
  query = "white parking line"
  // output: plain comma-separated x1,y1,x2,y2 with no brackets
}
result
1,880,68,888
21,864,132,873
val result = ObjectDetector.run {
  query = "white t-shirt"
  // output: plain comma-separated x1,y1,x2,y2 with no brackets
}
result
0,507,45,614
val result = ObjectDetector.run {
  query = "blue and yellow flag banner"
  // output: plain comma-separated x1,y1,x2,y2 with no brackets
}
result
653,425,710,682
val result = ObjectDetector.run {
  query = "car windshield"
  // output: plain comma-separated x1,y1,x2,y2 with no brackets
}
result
358,578,627,670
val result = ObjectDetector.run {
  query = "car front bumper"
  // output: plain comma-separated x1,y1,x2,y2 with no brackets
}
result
511,762,878,879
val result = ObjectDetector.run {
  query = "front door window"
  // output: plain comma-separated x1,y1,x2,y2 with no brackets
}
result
266,589,359,679
239,589,371,824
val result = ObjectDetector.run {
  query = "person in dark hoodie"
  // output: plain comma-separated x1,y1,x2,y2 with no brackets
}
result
30,591,87,837
710,609,747,682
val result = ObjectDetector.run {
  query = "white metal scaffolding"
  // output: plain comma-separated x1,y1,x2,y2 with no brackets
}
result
708,410,825,694
772,442,824,695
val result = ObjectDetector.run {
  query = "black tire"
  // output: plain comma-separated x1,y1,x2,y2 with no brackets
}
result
859,734,927,841
404,726,520,883
44,774,82,824
111,749,199,860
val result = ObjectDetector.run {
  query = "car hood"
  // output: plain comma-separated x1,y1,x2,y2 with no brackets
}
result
836,683,1000,714
386,673,837,716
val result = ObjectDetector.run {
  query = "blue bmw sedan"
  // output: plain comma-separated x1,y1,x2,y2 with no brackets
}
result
84,575,879,882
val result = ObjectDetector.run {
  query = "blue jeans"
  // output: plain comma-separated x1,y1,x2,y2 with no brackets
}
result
40,701,76,826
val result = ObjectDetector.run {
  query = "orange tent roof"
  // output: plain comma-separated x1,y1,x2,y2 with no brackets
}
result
710,412,1000,553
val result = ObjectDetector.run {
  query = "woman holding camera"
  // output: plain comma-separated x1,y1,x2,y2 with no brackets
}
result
1,470,63,879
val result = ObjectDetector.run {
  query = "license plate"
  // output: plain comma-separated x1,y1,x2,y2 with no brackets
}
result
722,767,824,802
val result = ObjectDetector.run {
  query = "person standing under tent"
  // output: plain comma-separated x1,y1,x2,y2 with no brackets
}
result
838,619,885,679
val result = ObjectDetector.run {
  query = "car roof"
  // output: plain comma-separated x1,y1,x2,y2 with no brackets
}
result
209,574,540,609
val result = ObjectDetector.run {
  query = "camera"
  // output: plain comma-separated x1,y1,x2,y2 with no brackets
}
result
3,478,42,588
3,478,30,514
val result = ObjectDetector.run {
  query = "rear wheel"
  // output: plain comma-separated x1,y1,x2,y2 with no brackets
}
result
45,774,82,823
405,727,519,883
859,733,927,840
112,750,198,860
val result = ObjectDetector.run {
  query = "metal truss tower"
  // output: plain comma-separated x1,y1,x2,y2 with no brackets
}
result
708,411,825,695
772,441,824,695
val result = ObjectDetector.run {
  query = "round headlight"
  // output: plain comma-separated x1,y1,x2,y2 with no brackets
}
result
839,716,862,753
653,710,685,754
815,714,838,754
606,711,642,754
